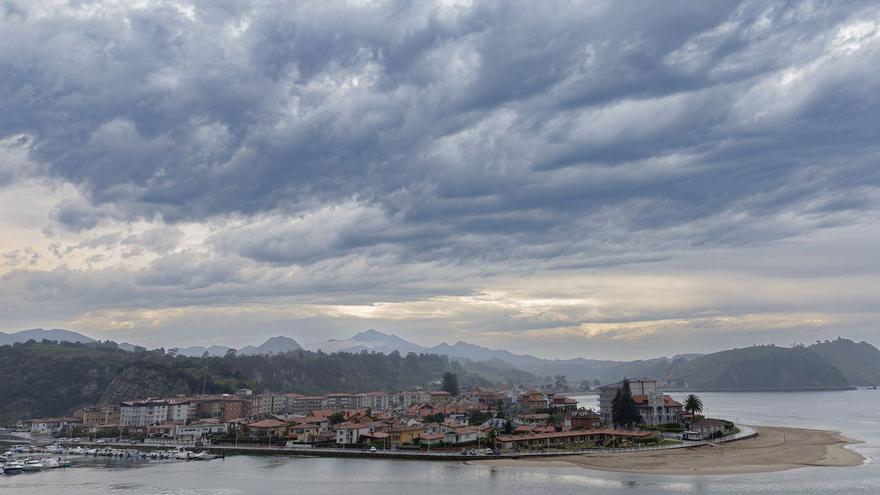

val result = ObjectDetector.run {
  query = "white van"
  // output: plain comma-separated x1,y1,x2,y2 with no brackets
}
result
682,431,702,441
284,441,313,450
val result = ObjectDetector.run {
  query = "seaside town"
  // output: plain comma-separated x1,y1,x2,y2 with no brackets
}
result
3,378,740,470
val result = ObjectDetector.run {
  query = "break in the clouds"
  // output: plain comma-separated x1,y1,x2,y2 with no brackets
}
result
1,0,879,359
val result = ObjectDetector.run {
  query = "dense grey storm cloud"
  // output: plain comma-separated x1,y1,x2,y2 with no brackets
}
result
0,0,879,358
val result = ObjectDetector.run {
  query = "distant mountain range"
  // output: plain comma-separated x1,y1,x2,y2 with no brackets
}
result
0,328,148,353
170,345,235,357
317,329,622,380
314,330,880,388
172,336,303,357
239,336,303,356
321,329,426,354
0,329,303,358
0,328,97,346
3,327,879,389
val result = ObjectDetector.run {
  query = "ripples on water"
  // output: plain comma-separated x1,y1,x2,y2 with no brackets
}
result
1,390,877,494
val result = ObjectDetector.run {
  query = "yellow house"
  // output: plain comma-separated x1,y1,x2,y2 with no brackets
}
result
245,418,288,439
286,421,320,443
389,426,423,446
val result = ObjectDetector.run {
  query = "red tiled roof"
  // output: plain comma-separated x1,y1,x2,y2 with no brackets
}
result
497,429,652,443
301,416,328,423
360,432,389,439
195,418,222,425
335,422,374,430
449,426,481,434
518,413,550,420
247,419,288,428
631,394,682,407
389,425,423,433
569,409,601,419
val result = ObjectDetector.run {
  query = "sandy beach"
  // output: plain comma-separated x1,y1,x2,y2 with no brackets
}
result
474,427,866,475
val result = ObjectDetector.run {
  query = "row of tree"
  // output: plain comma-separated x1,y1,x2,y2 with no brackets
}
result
0,341,476,423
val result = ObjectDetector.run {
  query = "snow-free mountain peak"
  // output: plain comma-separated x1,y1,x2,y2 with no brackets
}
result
172,336,303,357
0,328,96,346
350,329,416,345
239,336,302,355
321,329,426,354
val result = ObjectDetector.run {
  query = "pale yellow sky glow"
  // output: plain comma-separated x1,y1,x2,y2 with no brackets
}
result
30,251,878,359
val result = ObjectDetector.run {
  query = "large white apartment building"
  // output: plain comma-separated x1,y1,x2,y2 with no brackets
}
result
168,400,191,423
120,399,171,427
120,398,192,427
598,379,659,424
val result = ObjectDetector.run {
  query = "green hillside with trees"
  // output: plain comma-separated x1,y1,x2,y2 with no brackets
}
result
0,340,526,423
596,339,877,390
663,345,849,389
807,338,880,386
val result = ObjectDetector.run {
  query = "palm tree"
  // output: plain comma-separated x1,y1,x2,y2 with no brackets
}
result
684,394,704,420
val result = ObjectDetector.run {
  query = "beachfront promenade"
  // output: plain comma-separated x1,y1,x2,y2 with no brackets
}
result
59,425,757,461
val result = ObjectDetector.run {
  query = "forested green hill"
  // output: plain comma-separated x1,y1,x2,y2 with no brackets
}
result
662,345,849,389
0,341,521,423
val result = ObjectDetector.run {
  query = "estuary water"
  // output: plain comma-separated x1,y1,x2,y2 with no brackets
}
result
1,389,877,494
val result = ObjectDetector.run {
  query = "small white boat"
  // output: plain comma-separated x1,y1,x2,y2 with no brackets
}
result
3,460,25,473
189,451,220,461
23,459,44,471
42,457,70,468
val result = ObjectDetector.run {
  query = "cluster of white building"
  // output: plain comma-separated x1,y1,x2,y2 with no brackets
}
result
597,379,684,425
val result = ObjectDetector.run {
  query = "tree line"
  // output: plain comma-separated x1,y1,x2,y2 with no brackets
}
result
0,340,494,423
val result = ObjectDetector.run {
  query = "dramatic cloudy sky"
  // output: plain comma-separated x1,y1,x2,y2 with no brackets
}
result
1,0,879,359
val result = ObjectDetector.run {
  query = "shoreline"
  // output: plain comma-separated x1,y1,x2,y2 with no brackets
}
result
662,387,858,393
473,427,866,476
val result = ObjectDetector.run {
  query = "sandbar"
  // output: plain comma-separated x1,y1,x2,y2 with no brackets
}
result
473,427,865,475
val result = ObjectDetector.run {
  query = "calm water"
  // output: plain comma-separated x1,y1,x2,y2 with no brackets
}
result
2,390,877,494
